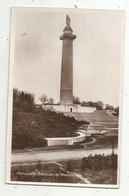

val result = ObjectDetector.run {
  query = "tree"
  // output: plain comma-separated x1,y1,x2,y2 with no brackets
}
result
39,94,48,105
110,137,116,169
105,104,114,110
49,97,54,104
73,95,80,104
81,101,94,107
13,88,35,112
81,157,90,171
13,88,20,107
114,107,119,116
81,101,86,106
81,100,104,109
66,160,73,172
97,101,104,109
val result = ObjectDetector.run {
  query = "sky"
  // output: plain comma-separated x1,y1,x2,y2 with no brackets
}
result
12,7,124,107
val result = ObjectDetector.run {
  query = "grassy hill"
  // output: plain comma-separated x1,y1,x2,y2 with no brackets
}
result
12,109,83,149
12,109,118,150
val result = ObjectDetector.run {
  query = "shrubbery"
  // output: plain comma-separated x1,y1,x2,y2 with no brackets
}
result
81,154,117,171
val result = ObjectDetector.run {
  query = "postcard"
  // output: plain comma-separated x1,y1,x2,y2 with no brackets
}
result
6,7,125,188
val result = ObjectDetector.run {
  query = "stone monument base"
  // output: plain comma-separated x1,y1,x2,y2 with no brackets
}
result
40,104,96,113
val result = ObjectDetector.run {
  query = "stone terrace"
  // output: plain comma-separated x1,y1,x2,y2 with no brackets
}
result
64,110,118,124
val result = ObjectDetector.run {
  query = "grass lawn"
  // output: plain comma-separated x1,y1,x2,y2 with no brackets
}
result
86,134,118,150
12,108,83,150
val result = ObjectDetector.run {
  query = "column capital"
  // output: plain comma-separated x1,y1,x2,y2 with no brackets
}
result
60,33,76,41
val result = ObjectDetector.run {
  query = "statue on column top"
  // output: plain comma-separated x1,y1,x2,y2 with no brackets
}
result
66,15,71,26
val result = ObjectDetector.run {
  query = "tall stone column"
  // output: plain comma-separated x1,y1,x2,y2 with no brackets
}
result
60,15,76,105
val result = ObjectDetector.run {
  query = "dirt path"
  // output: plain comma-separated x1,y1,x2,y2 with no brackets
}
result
11,148,118,165
73,173,91,184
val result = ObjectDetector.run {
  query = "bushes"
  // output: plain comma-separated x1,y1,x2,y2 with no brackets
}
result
81,154,117,171
66,160,73,172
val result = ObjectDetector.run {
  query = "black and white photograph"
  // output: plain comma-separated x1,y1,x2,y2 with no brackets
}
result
6,7,125,188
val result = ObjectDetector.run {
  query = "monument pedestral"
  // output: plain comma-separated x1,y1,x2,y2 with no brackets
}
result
41,104,96,113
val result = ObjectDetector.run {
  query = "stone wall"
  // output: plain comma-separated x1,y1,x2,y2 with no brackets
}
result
41,104,96,113
45,131,90,146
